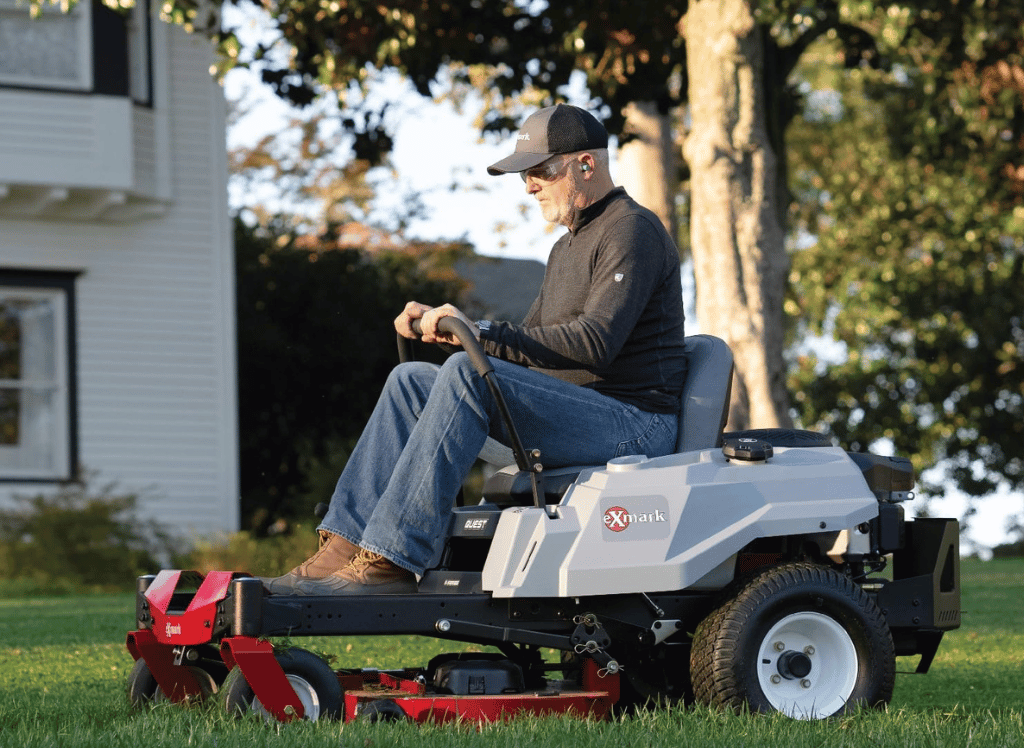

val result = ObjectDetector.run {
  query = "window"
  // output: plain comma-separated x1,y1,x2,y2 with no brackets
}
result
0,0,139,99
0,0,93,91
0,271,77,480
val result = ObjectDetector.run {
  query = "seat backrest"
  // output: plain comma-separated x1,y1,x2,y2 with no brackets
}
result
676,334,734,452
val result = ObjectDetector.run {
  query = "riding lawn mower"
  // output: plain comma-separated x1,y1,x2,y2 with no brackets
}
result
125,319,960,722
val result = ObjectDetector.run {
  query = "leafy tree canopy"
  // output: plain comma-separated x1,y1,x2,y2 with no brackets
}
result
786,2,1024,506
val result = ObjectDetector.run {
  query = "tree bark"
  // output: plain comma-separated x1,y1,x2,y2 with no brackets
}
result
682,0,792,431
617,101,679,243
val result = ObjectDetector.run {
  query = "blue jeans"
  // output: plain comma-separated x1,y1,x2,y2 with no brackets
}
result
319,354,679,574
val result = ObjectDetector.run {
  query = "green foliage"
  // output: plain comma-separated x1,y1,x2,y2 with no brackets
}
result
218,0,688,140
786,4,1024,504
0,479,178,594
181,524,319,578
233,218,468,532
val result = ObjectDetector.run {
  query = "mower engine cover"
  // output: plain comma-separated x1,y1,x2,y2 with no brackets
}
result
483,444,879,598
433,659,526,695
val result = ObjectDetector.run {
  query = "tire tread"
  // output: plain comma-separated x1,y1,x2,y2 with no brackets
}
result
690,561,895,717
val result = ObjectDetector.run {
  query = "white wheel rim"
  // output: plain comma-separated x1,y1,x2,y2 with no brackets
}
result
756,611,858,719
252,674,322,721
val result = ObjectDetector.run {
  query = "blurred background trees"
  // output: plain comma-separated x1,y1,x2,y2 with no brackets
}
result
785,2,1023,517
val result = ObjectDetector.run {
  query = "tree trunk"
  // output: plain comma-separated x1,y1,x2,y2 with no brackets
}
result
682,0,792,431
617,101,679,243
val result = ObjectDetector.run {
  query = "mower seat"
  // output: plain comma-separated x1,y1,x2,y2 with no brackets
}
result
675,334,734,452
481,334,734,506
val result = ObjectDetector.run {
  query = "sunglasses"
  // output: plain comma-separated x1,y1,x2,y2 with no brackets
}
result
521,157,571,183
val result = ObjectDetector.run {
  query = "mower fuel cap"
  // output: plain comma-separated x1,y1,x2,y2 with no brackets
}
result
722,437,773,463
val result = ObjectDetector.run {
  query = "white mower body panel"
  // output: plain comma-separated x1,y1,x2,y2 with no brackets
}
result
483,446,879,598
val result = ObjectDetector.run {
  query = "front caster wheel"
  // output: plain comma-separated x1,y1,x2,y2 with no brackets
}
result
222,648,342,722
127,659,162,708
691,562,895,719
127,658,219,708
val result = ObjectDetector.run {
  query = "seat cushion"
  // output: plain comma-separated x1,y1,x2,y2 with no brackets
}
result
482,464,595,507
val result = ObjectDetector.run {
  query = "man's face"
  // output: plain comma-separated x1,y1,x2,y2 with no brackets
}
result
523,154,583,227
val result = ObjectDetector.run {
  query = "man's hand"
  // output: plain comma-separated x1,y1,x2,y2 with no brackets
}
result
394,301,432,340
395,301,479,346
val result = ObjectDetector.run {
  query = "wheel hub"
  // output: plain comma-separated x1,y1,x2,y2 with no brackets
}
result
776,650,812,680
756,611,859,719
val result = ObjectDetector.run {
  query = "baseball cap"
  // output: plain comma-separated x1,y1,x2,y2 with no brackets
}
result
487,104,609,176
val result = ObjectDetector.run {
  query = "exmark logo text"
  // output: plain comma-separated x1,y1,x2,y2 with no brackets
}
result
602,504,667,532
600,496,671,541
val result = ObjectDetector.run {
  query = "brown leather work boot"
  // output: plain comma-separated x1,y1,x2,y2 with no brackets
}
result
260,530,360,595
290,549,417,596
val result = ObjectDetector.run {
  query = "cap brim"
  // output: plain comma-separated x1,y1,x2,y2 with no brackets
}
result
486,151,553,176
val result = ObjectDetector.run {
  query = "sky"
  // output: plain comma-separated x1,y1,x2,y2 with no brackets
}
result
223,38,559,262
218,7,1019,555
225,82,548,260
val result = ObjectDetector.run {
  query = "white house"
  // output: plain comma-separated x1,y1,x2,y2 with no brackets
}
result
0,0,238,536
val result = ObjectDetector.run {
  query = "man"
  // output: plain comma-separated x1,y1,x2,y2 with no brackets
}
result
263,103,687,596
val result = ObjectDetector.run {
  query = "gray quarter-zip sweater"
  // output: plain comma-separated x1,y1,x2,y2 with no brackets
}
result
479,187,687,414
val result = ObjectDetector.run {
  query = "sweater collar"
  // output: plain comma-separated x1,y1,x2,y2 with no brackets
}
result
570,187,626,233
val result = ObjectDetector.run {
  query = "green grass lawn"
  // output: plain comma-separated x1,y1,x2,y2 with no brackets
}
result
1,558,1022,748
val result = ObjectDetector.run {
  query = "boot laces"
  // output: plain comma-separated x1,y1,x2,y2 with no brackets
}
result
349,548,386,572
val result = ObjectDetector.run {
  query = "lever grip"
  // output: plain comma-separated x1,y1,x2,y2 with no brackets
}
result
407,316,493,378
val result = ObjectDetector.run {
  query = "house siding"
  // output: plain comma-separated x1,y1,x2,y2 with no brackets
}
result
0,91,135,190
0,22,238,537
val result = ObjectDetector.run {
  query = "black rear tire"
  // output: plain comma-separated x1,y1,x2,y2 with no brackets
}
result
690,562,894,719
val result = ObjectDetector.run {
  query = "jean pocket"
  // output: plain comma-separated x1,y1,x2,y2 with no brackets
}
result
614,411,678,458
